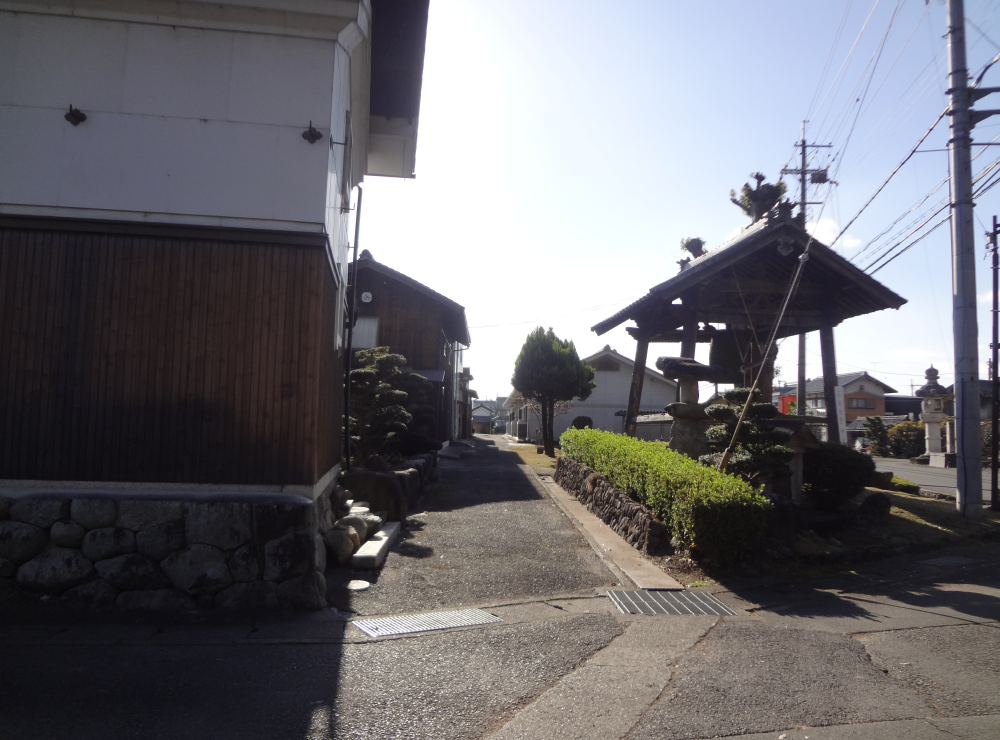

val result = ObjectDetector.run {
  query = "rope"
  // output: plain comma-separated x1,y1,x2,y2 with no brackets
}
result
717,241,813,473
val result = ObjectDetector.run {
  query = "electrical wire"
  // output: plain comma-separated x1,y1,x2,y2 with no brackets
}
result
830,107,948,249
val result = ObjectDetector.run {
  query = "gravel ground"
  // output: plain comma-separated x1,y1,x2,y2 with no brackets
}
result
328,436,614,617
0,614,623,740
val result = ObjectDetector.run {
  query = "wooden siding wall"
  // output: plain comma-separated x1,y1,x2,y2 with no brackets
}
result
355,269,446,371
0,223,341,485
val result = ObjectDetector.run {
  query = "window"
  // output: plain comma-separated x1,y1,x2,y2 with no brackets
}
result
594,358,620,372
848,398,876,409
353,317,379,349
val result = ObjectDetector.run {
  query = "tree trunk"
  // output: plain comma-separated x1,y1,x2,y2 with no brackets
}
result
545,399,556,457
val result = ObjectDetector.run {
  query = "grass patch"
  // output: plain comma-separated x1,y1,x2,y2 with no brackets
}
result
509,444,560,472
835,489,1000,550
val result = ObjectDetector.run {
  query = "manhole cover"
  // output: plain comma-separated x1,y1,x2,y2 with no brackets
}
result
345,580,371,591
607,590,736,616
352,608,501,637
921,556,978,568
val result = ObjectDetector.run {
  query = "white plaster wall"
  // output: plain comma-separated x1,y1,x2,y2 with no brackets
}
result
842,378,886,397
551,367,676,439
0,11,344,230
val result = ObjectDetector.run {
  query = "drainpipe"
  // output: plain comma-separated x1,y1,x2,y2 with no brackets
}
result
343,185,363,471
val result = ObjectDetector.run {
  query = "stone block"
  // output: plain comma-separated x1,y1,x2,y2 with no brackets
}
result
81,527,136,562
95,553,171,591
322,527,355,567
63,579,118,608
339,469,407,521
228,544,262,582
184,501,251,550
263,530,315,582
250,501,316,542
312,532,326,573
117,500,182,531
116,589,196,611
0,521,48,564
214,580,278,609
16,549,94,593
136,521,185,562
0,496,11,520
360,513,383,536
50,520,86,549
70,499,117,529
10,497,69,528
338,514,368,542
0,558,15,578
161,544,232,595
276,571,326,609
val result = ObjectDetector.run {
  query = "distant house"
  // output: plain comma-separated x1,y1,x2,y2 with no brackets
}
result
472,398,505,434
352,250,471,444
775,372,897,423
505,346,677,442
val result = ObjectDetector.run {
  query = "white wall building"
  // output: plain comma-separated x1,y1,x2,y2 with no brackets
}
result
506,346,678,442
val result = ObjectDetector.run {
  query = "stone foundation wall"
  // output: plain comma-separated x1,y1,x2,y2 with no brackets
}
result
0,452,440,610
553,457,671,556
0,492,329,610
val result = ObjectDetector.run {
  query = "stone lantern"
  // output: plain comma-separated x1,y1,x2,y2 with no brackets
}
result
915,365,952,467
654,357,727,459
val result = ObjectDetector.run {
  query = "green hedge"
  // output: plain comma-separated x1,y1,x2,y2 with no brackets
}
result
892,475,920,494
560,428,770,563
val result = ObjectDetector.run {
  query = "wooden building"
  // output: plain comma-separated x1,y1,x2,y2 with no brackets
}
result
352,250,471,444
591,203,907,443
0,0,431,492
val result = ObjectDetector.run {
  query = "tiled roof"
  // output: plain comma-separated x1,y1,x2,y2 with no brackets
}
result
777,371,897,395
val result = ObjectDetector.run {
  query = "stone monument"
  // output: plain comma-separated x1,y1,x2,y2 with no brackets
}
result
654,357,728,459
915,365,952,468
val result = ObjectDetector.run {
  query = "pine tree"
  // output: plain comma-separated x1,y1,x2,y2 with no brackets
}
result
699,388,793,488
511,327,595,456
862,416,891,457
348,347,412,465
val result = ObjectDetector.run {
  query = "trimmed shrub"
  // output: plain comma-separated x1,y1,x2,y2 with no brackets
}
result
560,428,770,564
571,416,593,429
892,476,920,495
802,442,876,510
888,420,925,459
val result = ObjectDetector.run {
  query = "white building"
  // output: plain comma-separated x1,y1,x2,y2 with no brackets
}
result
506,346,678,442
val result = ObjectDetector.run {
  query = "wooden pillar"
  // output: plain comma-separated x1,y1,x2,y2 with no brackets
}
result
625,335,650,437
797,333,807,415
820,324,841,444
680,319,698,359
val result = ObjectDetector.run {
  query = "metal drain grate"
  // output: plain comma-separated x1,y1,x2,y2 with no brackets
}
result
921,556,978,568
352,608,502,638
607,590,736,616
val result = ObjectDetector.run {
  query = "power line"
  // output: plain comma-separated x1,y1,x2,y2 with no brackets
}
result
830,107,948,249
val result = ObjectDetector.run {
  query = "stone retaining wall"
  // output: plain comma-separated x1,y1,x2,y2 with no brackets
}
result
0,452,439,611
553,457,671,556
0,491,330,610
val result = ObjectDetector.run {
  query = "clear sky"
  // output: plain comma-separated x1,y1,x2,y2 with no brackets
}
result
360,0,1000,403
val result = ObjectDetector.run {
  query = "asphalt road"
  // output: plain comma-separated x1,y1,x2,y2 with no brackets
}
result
326,436,614,616
873,457,995,496
1,436,997,740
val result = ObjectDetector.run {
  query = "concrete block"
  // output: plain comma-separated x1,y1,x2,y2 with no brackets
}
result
351,521,400,569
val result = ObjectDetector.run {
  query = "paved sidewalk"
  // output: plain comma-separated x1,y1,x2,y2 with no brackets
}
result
1,434,998,739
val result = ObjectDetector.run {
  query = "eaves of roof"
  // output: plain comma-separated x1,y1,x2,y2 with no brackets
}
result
591,212,906,337
355,255,470,346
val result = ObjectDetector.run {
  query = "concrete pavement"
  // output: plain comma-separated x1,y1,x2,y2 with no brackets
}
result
0,434,998,739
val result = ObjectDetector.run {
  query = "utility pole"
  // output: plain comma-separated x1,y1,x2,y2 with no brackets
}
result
782,122,831,420
947,0,984,518
988,216,1000,511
